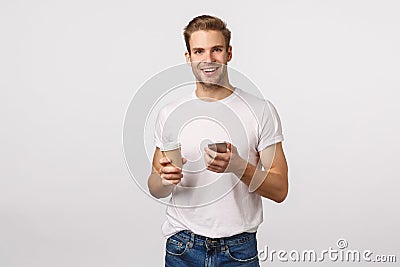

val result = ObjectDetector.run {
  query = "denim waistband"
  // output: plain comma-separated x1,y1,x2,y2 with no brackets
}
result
173,230,257,248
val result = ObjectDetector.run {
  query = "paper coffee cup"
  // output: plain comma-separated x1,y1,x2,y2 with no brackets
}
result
160,142,182,168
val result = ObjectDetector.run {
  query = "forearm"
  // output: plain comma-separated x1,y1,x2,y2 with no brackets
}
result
234,160,288,203
148,172,174,199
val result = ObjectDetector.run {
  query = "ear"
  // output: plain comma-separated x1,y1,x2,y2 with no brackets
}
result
185,51,191,65
227,46,232,62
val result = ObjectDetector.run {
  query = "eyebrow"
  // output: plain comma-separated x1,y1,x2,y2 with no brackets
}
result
191,45,225,51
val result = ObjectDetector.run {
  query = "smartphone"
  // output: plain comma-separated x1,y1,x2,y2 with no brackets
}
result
208,142,227,153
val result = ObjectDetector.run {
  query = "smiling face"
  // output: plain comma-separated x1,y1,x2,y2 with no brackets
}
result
185,30,232,88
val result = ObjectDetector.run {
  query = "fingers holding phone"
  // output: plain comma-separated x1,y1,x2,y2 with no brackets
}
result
204,142,230,173
207,141,228,153
204,142,246,174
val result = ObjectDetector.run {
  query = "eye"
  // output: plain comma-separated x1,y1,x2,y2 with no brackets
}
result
213,48,222,52
194,50,202,55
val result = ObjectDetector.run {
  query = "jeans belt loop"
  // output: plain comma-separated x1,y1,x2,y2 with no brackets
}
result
188,232,195,248
220,238,226,252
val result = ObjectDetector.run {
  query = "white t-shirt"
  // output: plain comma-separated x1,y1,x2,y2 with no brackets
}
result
154,87,284,238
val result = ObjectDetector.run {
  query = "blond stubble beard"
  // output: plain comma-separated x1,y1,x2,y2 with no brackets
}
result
193,65,229,90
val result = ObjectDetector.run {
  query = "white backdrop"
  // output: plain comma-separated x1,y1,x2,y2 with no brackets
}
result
1,0,399,266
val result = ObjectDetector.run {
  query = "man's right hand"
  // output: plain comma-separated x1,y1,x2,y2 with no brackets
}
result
148,148,187,198
159,157,186,186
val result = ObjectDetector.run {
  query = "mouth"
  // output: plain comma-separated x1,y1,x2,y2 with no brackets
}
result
200,66,219,76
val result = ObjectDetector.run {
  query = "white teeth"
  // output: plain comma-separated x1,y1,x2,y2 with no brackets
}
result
203,68,216,72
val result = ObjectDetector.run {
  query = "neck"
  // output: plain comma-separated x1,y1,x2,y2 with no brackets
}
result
195,82,234,101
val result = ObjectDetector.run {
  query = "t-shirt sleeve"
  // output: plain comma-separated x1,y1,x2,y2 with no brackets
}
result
257,100,284,151
153,108,166,149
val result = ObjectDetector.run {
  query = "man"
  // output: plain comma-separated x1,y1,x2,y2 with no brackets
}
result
148,15,288,266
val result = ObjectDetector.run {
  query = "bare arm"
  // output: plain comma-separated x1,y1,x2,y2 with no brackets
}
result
147,147,185,199
238,143,288,202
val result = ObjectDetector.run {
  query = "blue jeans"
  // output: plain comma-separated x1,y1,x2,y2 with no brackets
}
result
165,230,260,267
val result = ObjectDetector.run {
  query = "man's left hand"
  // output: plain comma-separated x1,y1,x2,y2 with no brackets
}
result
203,142,247,174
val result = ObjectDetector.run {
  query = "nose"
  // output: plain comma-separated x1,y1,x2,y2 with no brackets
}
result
203,51,215,62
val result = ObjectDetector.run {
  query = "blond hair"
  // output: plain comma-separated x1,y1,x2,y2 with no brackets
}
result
184,15,231,54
